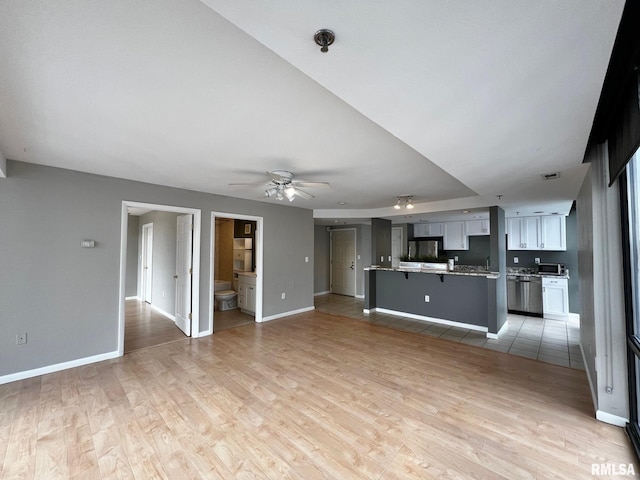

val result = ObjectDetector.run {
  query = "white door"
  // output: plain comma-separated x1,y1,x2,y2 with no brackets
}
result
331,229,356,296
391,227,403,268
175,214,193,336
141,223,153,304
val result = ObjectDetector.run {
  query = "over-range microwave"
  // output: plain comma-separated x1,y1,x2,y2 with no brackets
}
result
537,263,567,276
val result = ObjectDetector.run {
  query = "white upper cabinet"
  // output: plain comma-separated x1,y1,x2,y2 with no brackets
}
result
540,215,566,250
465,219,490,236
413,222,443,237
507,217,539,250
443,221,468,250
507,215,566,251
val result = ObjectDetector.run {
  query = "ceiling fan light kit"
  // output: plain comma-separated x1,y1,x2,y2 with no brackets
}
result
231,170,329,203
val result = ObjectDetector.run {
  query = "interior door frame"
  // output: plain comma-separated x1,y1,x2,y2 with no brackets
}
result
330,228,357,297
141,222,153,303
209,212,263,334
118,201,201,356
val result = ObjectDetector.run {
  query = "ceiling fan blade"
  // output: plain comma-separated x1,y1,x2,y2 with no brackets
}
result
293,181,330,188
228,182,269,186
293,187,314,200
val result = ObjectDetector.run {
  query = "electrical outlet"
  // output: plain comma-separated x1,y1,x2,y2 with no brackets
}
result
535,257,540,264
380,256,384,262
514,257,519,264
16,333,27,345
454,256,458,262
281,292,286,300
424,295,430,302
305,256,309,263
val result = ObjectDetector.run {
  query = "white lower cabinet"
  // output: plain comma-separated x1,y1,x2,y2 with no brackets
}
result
542,277,569,320
237,273,257,315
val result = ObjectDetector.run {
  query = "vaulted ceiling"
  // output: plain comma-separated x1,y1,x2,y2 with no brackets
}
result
0,0,624,222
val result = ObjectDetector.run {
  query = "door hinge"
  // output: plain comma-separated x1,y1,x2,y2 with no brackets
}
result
188,313,192,320
189,268,192,275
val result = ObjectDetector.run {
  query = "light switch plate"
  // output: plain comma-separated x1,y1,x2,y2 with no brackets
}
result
514,257,519,264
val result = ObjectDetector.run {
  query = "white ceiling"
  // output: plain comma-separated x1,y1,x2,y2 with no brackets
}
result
0,0,624,223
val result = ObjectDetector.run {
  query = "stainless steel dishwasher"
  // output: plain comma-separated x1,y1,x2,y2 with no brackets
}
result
507,275,543,315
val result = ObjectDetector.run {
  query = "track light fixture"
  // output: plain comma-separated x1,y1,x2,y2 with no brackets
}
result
394,196,415,210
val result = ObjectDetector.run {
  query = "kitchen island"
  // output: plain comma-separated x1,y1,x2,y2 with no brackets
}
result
364,266,506,337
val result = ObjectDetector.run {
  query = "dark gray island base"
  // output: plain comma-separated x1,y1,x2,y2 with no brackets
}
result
364,267,507,337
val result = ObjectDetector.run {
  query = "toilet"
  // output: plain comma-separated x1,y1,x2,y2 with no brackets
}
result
214,280,237,311
215,290,237,311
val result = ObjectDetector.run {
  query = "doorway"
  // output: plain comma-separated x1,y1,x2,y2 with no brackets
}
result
210,212,263,334
331,228,356,296
118,202,201,356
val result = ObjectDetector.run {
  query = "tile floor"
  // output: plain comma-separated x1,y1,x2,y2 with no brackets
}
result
314,293,584,370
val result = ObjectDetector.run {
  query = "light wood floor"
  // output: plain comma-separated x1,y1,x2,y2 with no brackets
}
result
0,311,636,479
124,300,186,353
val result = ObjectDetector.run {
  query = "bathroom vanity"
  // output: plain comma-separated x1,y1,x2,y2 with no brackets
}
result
236,272,257,315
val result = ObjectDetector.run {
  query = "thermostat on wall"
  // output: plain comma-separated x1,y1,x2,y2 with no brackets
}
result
81,240,95,248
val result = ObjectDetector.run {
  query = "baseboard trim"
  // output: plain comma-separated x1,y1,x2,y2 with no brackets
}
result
314,291,330,297
199,328,213,337
261,306,315,323
0,350,120,386
569,312,580,321
371,308,488,333
355,294,365,299
125,296,140,301
486,320,509,339
151,304,175,322
596,410,629,427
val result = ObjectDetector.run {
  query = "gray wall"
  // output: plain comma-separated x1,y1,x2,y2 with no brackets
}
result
125,215,139,298
442,236,490,265
578,144,628,421
0,160,314,378
139,211,179,316
314,225,330,294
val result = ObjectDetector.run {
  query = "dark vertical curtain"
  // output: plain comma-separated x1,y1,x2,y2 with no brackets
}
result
609,73,640,186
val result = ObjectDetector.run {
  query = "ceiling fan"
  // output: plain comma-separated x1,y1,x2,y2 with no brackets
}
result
229,170,330,202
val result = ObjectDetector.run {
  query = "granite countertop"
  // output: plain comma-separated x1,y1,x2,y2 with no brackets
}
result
507,267,569,279
365,265,500,279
